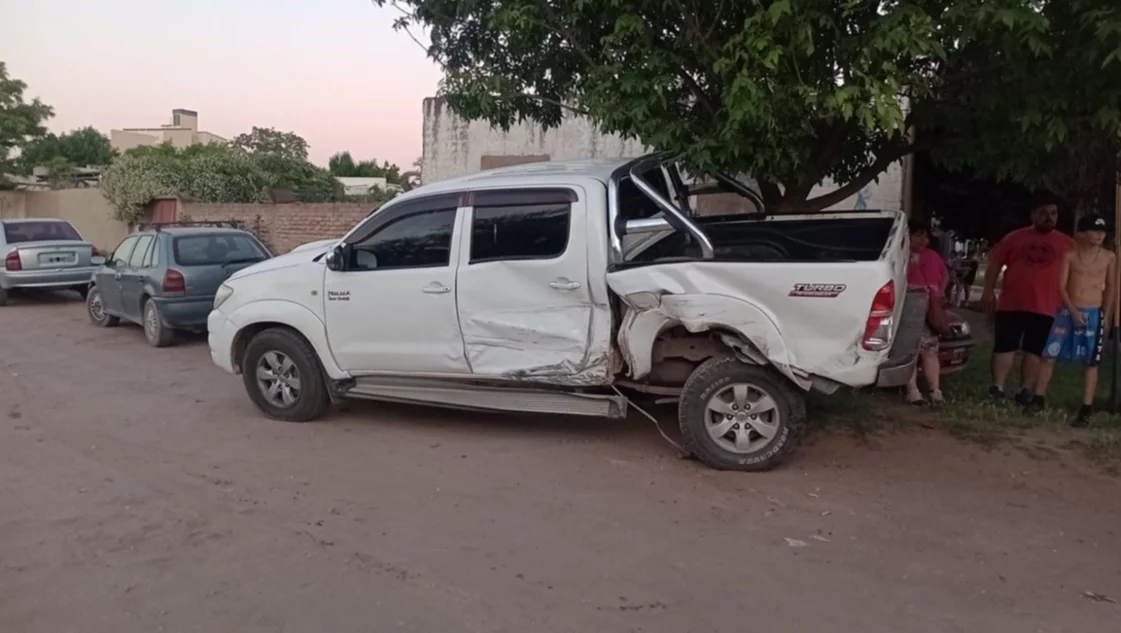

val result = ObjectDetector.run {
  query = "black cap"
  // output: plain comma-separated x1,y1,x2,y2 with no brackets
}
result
1077,214,1108,232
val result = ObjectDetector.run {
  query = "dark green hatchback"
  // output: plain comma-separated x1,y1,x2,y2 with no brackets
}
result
87,223,271,347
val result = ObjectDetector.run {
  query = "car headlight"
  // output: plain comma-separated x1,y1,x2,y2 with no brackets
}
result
957,320,971,336
213,284,234,310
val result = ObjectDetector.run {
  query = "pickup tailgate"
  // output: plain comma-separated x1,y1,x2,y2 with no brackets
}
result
608,210,911,389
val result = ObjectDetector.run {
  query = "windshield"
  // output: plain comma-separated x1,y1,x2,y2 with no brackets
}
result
173,234,269,266
3,221,82,244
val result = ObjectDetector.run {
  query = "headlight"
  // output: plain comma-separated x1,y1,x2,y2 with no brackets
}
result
957,320,971,336
213,283,234,310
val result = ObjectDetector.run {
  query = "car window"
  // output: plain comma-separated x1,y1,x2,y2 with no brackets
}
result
111,236,139,267
173,233,269,267
143,235,161,268
470,203,571,263
349,209,456,271
129,235,154,268
2,221,82,244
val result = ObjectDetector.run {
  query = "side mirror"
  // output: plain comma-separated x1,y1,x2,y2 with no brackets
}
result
91,255,107,266
102,258,116,268
325,245,345,271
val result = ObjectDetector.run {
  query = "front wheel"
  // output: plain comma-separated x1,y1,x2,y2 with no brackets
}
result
678,356,805,471
87,287,119,327
242,328,330,422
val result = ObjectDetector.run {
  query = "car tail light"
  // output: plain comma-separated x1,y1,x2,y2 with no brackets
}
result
162,269,186,294
862,280,895,351
4,251,21,271
91,246,101,258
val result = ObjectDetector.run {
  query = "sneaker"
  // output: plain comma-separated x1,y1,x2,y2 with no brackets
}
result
1024,395,1046,415
988,386,1005,402
1015,388,1035,407
1072,404,1093,428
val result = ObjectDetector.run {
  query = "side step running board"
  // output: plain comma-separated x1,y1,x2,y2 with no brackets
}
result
345,378,628,419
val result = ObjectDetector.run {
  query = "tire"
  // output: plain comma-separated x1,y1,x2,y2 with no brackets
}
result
678,355,806,471
73,284,89,300
86,287,119,327
142,299,175,348
241,328,330,422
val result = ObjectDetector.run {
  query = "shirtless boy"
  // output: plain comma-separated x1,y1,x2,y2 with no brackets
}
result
1032,215,1117,426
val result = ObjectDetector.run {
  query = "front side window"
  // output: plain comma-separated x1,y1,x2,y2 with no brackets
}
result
348,209,456,271
470,203,571,263
111,236,139,267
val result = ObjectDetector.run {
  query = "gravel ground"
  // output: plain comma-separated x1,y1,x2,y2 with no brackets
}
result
1,292,1118,633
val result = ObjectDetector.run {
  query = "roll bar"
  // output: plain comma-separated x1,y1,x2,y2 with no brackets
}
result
626,156,715,259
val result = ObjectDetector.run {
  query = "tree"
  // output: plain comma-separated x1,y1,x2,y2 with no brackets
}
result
0,61,54,183
101,142,342,222
327,151,403,183
230,126,310,161
382,1,1121,211
14,126,116,174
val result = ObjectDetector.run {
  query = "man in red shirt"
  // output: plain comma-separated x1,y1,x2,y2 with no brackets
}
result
982,200,1074,405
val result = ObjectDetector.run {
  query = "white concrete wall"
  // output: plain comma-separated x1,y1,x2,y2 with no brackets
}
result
422,97,646,185
420,96,907,212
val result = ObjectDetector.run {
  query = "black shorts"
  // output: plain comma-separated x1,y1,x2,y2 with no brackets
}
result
993,311,1055,356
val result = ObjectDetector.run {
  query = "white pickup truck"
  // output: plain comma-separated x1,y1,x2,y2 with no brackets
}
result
207,154,924,471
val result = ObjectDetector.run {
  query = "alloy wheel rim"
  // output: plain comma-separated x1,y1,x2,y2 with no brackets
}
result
256,351,301,408
704,382,781,454
89,291,105,322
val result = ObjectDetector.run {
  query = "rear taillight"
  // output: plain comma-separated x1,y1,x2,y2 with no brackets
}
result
91,246,101,258
4,251,21,271
162,269,186,294
862,280,895,351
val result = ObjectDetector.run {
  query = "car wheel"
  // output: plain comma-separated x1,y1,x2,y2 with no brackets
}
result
73,284,89,300
143,299,175,347
678,355,805,471
86,287,119,327
242,328,330,422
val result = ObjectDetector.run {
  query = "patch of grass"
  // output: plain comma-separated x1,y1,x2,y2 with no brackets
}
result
806,340,1121,471
928,341,1121,467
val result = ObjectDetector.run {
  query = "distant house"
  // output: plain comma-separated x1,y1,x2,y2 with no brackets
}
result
335,177,402,196
110,109,225,152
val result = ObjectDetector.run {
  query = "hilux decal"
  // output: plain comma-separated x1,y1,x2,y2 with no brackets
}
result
789,283,847,298
327,290,351,302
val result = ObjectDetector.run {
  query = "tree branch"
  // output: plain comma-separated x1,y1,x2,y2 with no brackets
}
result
802,145,912,211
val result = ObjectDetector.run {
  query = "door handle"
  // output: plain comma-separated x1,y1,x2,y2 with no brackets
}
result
549,279,581,291
421,284,451,295
114,273,122,281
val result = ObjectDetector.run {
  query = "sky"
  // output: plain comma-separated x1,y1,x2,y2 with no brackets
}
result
0,0,442,168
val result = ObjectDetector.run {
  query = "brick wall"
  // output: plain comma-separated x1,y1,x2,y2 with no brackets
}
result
179,202,374,254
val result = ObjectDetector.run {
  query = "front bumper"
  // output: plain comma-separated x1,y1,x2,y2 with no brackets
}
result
207,309,238,375
0,266,98,290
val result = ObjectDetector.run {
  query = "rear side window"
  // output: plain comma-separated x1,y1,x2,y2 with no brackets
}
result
3,221,82,244
173,234,268,266
470,203,571,263
129,235,154,267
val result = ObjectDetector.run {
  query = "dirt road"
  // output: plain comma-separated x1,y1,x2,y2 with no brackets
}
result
1,296,1119,632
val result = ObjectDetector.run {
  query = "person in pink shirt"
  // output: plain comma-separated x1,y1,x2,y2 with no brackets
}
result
906,220,949,404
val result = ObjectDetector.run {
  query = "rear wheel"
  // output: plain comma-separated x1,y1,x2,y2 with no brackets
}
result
143,299,175,347
242,328,330,422
86,287,119,327
678,356,805,471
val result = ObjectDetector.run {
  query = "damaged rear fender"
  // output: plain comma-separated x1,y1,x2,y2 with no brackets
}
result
617,293,808,389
